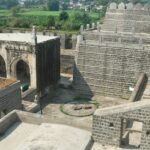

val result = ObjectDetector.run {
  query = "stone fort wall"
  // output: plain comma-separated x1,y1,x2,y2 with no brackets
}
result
74,3,150,98
102,2,150,33
93,100,150,150
74,38,150,98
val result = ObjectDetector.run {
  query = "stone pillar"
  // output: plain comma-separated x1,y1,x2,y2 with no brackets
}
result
60,34,66,49
80,25,84,33
30,52,37,89
97,22,101,32
77,35,83,44
86,24,90,30
72,35,77,50
92,23,95,29
75,35,83,64
31,26,37,45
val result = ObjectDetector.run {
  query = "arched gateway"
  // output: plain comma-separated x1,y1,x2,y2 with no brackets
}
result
0,55,6,77
16,60,30,85
0,32,60,97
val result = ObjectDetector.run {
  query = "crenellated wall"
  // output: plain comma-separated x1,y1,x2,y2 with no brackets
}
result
74,39,150,98
74,3,150,98
102,2,150,33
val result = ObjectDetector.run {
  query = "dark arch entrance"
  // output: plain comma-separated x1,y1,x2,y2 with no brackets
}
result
0,55,6,77
16,60,30,85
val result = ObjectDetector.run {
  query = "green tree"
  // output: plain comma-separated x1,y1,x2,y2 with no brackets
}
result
11,6,20,16
47,0,59,11
47,16,55,29
61,2,68,10
0,0,19,9
63,11,91,30
59,11,69,21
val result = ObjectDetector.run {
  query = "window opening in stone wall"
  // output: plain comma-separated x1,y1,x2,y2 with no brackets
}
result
121,119,143,149
146,131,150,136
109,123,114,128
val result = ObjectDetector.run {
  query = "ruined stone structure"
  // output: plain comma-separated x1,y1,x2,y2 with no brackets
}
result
74,3,150,98
0,30,60,96
0,78,21,117
93,100,150,150
1,29,76,75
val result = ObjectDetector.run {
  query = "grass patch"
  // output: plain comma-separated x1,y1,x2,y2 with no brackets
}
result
19,10,60,17
73,96,100,108
0,9,11,16
60,104,70,115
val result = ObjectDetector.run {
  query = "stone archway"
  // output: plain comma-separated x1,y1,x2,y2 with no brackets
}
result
0,55,6,77
16,60,30,85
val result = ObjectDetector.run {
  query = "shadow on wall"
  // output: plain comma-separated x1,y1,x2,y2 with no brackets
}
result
73,63,94,99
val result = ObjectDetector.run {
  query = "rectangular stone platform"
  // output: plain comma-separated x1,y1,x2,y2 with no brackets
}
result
0,110,92,150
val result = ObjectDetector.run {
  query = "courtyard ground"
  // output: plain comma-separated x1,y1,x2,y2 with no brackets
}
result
41,76,128,131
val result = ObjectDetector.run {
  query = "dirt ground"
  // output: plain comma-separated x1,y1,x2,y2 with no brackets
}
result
41,86,128,131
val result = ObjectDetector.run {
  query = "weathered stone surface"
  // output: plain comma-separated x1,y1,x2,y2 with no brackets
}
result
0,79,21,114
0,33,60,97
126,3,134,10
118,2,125,10
74,3,150,98
144,4,150,10
93,100,150,150
134,3,143,10
109,3,117,9
0,111,92,150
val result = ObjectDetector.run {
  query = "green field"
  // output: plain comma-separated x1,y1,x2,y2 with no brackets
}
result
0,8,100,19
0,9,11,16
19,10,100,20
19,10,60,17
0,8,102,31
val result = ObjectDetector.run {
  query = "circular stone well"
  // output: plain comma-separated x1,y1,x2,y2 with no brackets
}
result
61,101,98,117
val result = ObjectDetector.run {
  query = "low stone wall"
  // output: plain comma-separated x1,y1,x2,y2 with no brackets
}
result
1,29,77,50
0,81,21,114
129,73,147,102
0,111,18,135
93,100,150,150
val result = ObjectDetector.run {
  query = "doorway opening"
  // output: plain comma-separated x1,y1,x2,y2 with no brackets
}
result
16,60,30,85
121,118,143,149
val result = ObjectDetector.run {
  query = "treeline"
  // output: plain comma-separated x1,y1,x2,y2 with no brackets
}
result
96,0,150,5
0,11,99,31
0,0,19,9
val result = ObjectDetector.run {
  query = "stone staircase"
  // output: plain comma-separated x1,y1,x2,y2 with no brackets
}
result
142,81,150,100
